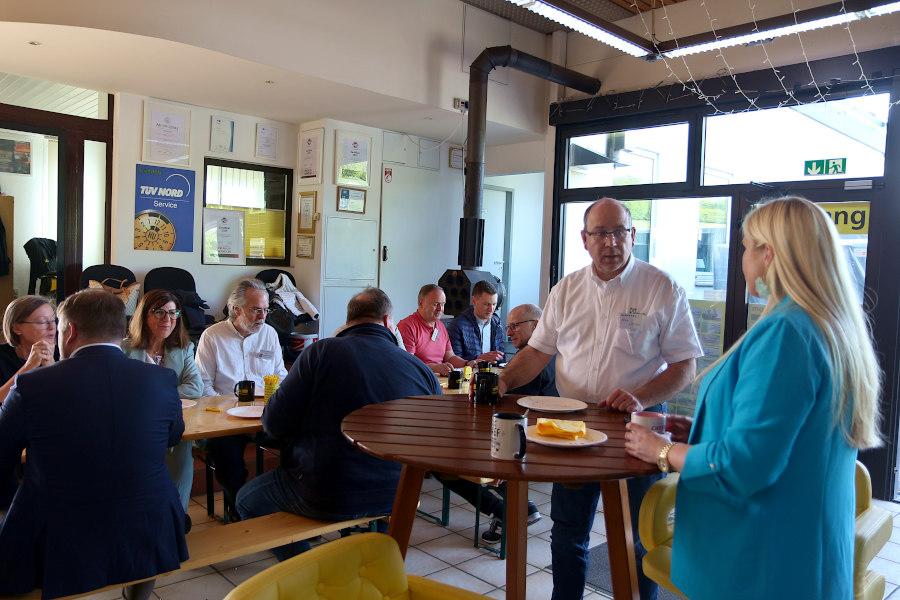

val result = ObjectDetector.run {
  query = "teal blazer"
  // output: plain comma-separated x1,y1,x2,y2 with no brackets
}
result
122,341,204,399
672,298,856,600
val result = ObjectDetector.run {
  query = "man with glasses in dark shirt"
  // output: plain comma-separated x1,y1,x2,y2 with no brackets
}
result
505,304,557,397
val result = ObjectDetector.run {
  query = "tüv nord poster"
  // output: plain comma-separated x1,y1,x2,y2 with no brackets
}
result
133,163,195,252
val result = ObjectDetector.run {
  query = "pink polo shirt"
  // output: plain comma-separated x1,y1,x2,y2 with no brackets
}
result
397,311,452,365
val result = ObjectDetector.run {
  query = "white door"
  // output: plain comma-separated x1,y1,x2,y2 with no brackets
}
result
379,162,462,320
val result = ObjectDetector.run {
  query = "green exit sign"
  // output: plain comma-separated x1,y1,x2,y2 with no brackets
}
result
805,158,846,176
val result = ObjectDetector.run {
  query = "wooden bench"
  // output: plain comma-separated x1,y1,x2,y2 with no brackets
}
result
3,512,385,599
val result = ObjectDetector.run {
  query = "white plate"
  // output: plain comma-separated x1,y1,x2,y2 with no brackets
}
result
525,425,608,448
517,396,588,413
226,405,264,419
180,399,198,409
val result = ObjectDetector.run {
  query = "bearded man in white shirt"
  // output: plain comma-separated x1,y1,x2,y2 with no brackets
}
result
500,198,703,600
196,278,288,520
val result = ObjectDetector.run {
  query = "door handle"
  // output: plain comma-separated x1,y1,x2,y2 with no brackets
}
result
382,245,388,262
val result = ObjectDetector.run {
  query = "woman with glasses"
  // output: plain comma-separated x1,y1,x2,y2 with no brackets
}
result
123,289,202,510
0,295,58,508
0,295,57,402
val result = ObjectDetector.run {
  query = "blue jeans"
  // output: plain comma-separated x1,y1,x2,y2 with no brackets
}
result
166,441,193,511
550,403,666,600
235,467,386,561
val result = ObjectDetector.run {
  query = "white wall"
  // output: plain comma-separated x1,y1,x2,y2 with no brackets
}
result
486,140,545,176
0,130,55,297
111,92,298,315
296,118,384,338
565,0,900,94
484,172,544,310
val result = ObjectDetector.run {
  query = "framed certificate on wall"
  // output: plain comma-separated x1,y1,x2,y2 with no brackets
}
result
334,130,370,188
336,186,366,214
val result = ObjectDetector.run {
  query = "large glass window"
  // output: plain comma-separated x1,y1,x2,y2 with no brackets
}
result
704,94,890,185
562,197,732,415
566,123,689,188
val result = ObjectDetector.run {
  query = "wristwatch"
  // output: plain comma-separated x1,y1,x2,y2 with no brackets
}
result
657,442,677,473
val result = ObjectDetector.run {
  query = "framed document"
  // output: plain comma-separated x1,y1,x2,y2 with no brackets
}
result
297,234,315,259
336,186,366,214
335,130,370,188
299,128,323,185
210,115,235,153
255,124,277,160
202,208,245,265
297,191,317,234
142,100,191,166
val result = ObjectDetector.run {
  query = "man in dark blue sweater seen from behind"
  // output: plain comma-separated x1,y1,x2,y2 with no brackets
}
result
236,287,440,560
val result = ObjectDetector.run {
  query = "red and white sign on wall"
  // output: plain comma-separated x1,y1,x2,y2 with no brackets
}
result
383,167,392,183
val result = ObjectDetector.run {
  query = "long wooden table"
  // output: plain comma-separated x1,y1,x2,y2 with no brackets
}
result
181,395,264,441
342,394,658,600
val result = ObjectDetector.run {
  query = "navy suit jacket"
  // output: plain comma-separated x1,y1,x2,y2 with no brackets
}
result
0,345,188,599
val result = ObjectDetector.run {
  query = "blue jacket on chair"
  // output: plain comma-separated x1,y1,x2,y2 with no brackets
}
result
446,306,505,362
0,345,188,598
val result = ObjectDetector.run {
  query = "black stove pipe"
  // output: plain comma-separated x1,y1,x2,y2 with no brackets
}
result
459,45,601,269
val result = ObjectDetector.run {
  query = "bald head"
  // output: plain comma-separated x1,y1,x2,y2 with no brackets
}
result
583,198,632,229
506,303,542,350
581,197,636,281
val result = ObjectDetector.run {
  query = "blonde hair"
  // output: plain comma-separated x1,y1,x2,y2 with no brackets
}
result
706,196,881,449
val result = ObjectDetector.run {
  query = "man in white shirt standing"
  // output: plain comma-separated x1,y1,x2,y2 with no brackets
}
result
500,198,703,600
196,278,288,520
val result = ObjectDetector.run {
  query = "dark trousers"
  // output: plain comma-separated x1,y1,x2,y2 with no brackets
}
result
205,435,250,508
433,474,504,518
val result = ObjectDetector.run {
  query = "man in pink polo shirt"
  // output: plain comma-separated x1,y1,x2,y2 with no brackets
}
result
397,284,470,376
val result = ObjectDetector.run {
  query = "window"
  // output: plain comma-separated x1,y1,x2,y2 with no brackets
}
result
565,123,689,188
203,158,292,266
703,94,890,185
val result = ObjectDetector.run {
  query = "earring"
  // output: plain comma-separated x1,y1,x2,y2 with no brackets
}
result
754,277,770,299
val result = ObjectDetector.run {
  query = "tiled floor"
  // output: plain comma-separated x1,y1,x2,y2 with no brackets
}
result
80,486,900,599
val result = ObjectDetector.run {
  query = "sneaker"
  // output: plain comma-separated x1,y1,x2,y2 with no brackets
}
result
479,502,542,545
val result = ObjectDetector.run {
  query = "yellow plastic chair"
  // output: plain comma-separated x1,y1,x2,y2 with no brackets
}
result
638,461,893,600
223,532,486,600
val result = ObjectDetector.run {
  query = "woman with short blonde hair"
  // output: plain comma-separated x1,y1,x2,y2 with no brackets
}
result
625,196,881,599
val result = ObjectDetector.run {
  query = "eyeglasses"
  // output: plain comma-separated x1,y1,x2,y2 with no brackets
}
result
248,308,270,317
20,318,57,328
506,319,537,332
584,227,632,242
150,309,181,320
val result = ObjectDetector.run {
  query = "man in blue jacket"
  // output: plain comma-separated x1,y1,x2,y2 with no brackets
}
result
447,280,505,363
0,289,187,600
235,287,440,560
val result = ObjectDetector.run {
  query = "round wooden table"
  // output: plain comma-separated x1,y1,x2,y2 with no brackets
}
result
342,394,658,600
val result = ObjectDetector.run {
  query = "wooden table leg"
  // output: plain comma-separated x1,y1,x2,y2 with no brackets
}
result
387,464,425,558
600,480,639,600
505,479,528,600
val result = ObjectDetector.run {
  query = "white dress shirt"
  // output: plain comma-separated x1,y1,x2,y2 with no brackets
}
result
195,319,289,397
528,257,703,403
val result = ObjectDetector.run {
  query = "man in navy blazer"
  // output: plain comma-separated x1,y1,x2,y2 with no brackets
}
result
0,289,188,600
446,280,505,363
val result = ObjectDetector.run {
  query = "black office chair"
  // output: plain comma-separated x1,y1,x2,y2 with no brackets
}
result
143,267,196,294
80,264,137,290
23,237,57,296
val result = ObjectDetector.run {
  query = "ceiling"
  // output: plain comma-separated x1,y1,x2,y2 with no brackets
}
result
0,72,104,119
0,22,539,146
458,0,694,32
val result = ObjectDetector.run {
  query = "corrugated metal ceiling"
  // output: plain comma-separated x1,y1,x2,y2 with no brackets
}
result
0,72,103,119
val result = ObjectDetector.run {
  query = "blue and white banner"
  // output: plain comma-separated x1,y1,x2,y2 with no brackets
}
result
134,164,195,252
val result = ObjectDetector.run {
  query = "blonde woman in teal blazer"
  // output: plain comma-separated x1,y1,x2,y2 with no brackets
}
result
625,197,882,600
123,289,203,510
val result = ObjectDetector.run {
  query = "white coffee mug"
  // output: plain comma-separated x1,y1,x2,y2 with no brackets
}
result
631,410,667,435
491,412,527,460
